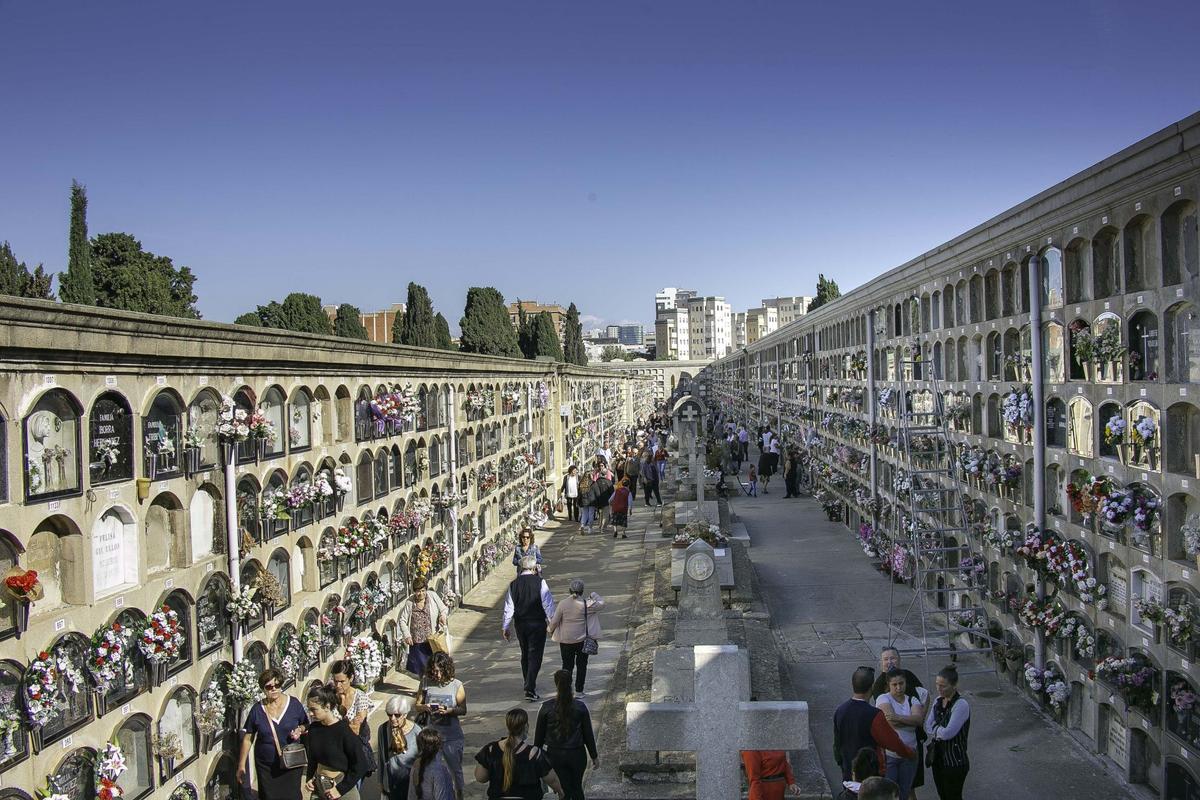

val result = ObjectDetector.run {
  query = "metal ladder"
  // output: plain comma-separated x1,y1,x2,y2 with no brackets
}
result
888,357,999,682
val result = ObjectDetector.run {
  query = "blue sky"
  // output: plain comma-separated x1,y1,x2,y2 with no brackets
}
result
2,1,1198,331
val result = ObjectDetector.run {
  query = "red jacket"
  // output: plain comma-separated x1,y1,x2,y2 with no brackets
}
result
610,486,632,513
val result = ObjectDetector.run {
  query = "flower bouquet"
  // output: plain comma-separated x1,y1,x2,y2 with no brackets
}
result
345,636,383,687
1171,681,1196,725
2,568,42,634
226,660,263,708
1001,385,1034,437
1094,656,1157,714
226,584,261,622
95,741,127,800
1070,322,1094,368
255,570,288,609
23,651,63,726
1018,597,1066,636
247,408,277,443
138,605,185,663
196,675,228,735
299,621,323,665
1103,414,1127,447
151,731,184,763
215,395,250,443
89,621,134,690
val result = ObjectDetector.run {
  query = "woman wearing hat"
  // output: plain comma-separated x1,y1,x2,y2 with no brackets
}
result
547,579,604,696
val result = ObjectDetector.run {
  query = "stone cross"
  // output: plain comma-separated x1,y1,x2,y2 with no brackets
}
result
627,645,809,800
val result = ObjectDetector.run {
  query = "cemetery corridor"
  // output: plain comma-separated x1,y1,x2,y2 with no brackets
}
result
729,479,1139,800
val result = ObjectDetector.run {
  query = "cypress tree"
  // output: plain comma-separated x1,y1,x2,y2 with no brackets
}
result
234,312,264,327
400,282,437,348
563,303,587,365
0,242,54,299
59,180,96,304
333,303,369,339
808,273,841,312
516,299,534,358
532,311,565,360
434,312,454,350
459,286,521,357
246,293,331,333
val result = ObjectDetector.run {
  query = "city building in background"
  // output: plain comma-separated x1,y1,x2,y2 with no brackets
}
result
745,305,778,344
323,302,407,344
507,300,567,345
685,295,732,359
760,295,813,326
732,311,747,348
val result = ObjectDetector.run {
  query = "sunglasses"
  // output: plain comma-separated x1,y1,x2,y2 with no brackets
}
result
388,712,407,718
263,683,281,690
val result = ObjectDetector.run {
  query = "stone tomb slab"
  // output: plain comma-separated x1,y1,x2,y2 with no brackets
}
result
674,500,720,527
670,546,735,590
651,648,696,703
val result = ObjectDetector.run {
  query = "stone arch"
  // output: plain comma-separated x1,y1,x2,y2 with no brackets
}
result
1097,400,1122,460
984,268,1001,320
287,385,314,453
334,385,352,441
356,450,373,506
1000,261,1017,317
23,387,84,500
147,491,186,573
1123,213,1154,292
1064,236,1089,304
1127,310,1159,382
1092,226,1121,299
1165,301,1200,384
1164,491,1200,565
195,571,230,655
1161,198,1199,285
374,446,390,499
1041,245,1064,308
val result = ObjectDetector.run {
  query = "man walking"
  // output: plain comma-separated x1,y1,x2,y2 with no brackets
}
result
833,667,914,782
502,555,556,701
640,456,662,506
624,450,642,500
737,425,750,463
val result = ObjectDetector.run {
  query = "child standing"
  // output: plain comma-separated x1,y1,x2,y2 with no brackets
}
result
748,465,758,496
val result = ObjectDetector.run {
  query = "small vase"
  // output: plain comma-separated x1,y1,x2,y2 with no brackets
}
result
14,600,30,639
1118,443,1127,466
146,452,159,480
1148,449,1159,471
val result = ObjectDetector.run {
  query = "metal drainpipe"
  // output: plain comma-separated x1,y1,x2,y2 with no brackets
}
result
526,382,535,519
222,443,243,661
1028,255,1047,670
867,309,878,530
447,386,460,598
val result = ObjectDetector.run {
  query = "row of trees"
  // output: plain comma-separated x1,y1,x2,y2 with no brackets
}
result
3,181,590,365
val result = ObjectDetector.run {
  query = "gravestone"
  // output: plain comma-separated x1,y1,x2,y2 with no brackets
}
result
675,539,727,645
628,645,809,800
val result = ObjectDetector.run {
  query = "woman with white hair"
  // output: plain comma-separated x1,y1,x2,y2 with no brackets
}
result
377,695,422,800
548,579,604,696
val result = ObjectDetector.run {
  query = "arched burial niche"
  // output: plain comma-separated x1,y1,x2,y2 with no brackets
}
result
88,391,134,485
146,492,187,573
26,514,86,607
23,388,83,500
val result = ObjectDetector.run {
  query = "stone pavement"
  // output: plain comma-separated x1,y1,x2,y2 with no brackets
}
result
726,469,1139,800
358,499,663,800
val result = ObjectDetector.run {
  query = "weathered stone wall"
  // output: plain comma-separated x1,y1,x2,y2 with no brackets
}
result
0,297,653,799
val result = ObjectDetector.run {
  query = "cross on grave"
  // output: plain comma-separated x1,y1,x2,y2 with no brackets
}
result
626,645,809,800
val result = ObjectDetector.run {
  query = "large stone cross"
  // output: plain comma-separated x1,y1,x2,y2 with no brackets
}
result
627,645,809,800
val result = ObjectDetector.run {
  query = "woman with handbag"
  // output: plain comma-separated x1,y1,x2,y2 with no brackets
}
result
377,696,423,800
237,668,310,800
547,580,604,695
414,652,467,797
304,684,367,800
534,670,597,800
399,578,450,677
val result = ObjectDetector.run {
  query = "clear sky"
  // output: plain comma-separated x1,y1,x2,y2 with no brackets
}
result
2,1,1198,331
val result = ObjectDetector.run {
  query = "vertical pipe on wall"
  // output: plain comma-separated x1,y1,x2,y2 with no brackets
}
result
1028,255,1047,670
447,386,460,598
867,309,878,526
223,443,243,661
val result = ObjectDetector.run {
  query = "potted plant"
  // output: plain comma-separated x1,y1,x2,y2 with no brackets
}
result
2,568,42,637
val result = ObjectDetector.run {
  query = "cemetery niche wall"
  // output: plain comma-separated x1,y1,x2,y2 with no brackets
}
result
0,296,652,799
707,112,1200,799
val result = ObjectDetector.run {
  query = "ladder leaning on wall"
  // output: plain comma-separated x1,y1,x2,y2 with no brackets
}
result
888,356,1000,683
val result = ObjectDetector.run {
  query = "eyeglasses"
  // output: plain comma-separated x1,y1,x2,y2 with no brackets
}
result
387,712,407,718
263,683,280,690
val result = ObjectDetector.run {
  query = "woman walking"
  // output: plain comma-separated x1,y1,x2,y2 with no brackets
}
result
534,670,598,800
474,708,564,799
399,578,450,677
304,684,368,800
548,579,604,695
407,729,459,800
609,478,632,539
414,652,467,796
578,473,596,534
377,696,422,800
237,668,309,800
560,465,580,522
511,528,543,575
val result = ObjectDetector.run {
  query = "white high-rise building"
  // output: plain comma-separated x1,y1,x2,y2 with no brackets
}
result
746,305,778,344
654,287,697,360
760,295,813,327
732,311,747,349
685,295,732,359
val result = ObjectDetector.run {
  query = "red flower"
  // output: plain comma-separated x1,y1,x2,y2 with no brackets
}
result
38,651,50,660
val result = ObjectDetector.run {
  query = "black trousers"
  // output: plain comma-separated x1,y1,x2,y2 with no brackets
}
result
642,479,661,505
515,619,547,694
546,747,587,800
559,641,590,691
565,496,579,521
625,474,638,499
932,764,969,800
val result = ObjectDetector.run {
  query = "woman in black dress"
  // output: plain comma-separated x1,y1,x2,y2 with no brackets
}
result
304,684,367,800
237,668,310,800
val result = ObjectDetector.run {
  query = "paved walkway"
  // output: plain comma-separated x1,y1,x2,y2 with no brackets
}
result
360,499,663,800
727,471,1137,800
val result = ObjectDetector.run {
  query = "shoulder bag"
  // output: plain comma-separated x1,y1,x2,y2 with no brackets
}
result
580,599,599,656
264,702,308,770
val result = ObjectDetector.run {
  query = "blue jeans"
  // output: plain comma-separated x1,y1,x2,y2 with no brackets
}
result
580,506,595,527
886,755,917,800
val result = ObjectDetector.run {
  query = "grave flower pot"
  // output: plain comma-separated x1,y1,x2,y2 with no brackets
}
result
1148,448,1159,471
255,438,267,462
147,452,159,480
150,661,168,688
185,447,201,475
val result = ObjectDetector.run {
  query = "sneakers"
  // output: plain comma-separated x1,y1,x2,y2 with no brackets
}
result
575,689,587,698
525,691,541,702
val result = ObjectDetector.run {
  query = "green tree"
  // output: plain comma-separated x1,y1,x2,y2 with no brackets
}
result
333,303,368,339
807,273,841,312
563,303,587,365
234,312,264,327
0,242,55,299
88,232,200,317
515,299,535,358
531,311,565,360
399,282,437,347
600,344,627,362
248,292,331,334
59,180,96,305
434,312,454,350
459,286,521,357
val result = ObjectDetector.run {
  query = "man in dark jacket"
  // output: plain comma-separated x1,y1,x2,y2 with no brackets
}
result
593,470,614,532
833,667,915,782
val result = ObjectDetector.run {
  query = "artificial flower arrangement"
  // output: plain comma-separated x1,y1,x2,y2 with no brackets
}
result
151,731,184,762
183,424,205,451
1134,597,1195,646
299,621,323,664
215,395,250,443
1094,656,1158,713
273,625,302,681
877,387,895,408
1069,321,1094,365
95,741,128,800
850,351,867,373
255,570,288,609
226,660,264,708
440,588,459,611
1183,514,1200,559
1001,385,1034,435
246,407,278,442
1058,616,1097,659
24,650,63,726
1092,325,1125,365
536,381,550,409
1066,472,1112,524
89,620,134,690
958,556,986,587
196,674,228,735
285,481,323,511
1103,414,1127,447
1129,415,1157,451
226,584,261,622
345,636,383,687
887,543,912,581
857,522,881,558
2,568,43,604
1170,680,1196,719
259,487,290,521
138,605,185,663
1018,597,1066,636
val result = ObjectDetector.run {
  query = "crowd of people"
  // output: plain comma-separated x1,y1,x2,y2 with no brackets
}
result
706,413,810,500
